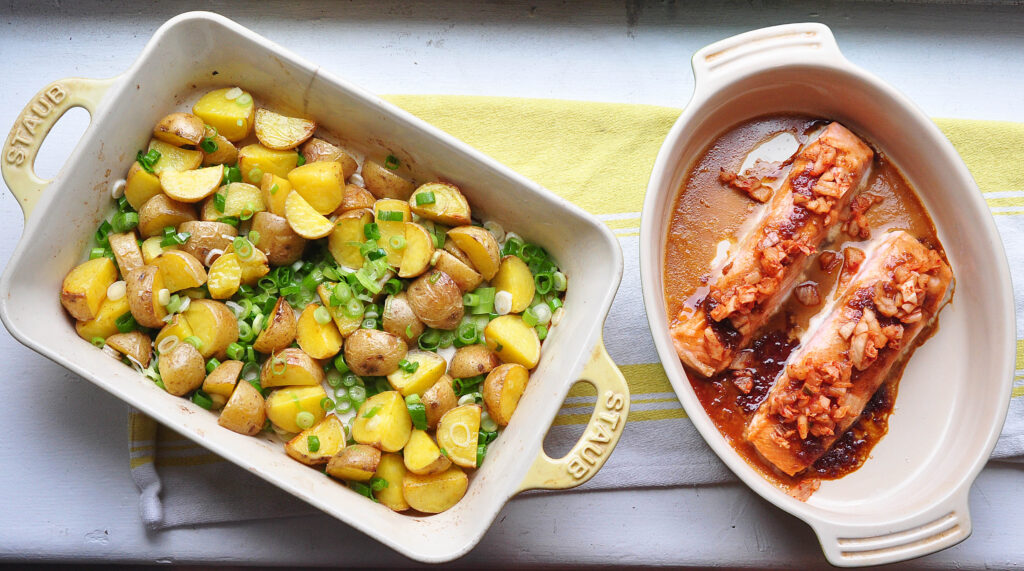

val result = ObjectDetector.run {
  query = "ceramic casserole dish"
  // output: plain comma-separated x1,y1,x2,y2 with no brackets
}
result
639,23,1014,567
0,11,630,563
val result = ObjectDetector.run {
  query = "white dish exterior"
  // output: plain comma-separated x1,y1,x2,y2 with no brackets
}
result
639,23,1015,567
0,12,630,563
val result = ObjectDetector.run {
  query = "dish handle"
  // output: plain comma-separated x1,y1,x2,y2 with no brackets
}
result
812,489,972,567
516,339,630,492
2,77,114,221
691,23,846,92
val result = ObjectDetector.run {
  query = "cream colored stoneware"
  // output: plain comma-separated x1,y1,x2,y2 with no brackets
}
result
0,12,629,563
639,23,1014,567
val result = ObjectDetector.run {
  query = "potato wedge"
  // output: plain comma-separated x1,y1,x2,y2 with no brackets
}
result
218,379,266,436
374,199,412,267
200,129,238,167
105,330,152,368
61,257,117,321
373,453,409,512
202,359,243,400
382,292,424,347
251,212,306,266
177,220,236,266
107,231,144,275
404,429,452,476
192,87,255,142
296,304,343,359
447,225,500,280
326,444,381,481
343,329,407,377
153,112,205,146
155,312,192,349
147,139,203,174
422,375,457,430
288,160,344,215
449,344,501,379
483,363,529,426
159,165,225,203
137,194,197,238
152,250,207,292
125,264,167,328
406,270,464,330
204,182,265,220
265,385,328,433
436,404,481,469
225,239,270,286
363,158,415,200
287,415,346,466
316,283,362,338
443,237,473,267
334,183,375,214
260,173,291,217
386,349,446,397
238,143,299,183
75,295,130,342
403,466,468,514
260,347,324,388
301,138,357,179
253,297,297,354
433,250,482,292
484,315,541,369
285,190,333,239
398,222,434,278
327,208,372,269
254,108,316,150
492,255,535,313
141,236,175,264
159,341,206,397
207,252,241,299
182,299,238,359
409,182,471,226
351,391,412,452
124,162,163,211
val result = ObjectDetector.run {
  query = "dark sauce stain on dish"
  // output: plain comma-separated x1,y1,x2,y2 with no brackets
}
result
665,114,943,493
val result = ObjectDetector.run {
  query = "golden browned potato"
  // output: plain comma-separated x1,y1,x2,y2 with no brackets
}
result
207,252,241,299
492,255,535,313
362,158,415,200
225,240,270,286
252,297,296,354
449,344,501,379
158,341,206,396
333,183,375,214
177,220,237,267
343,329,407,377
137,194,197,238
422,375,457,430
153,112,205,147
105,330,152,368
192,87,255,142
483,363,529,426
326,444,381,481
152,250,207,292
327,208,372,269
141,236,175,264
373,453,409,512
107,231,144,275
125,264,167,328
351,391,412,452
436,404,481,469
447,225,500,280
237,143,299,182
202,359,242,403
250,212,306,266
402,466,468,514
382,292,425,347
301,138,357,179
202,183,265,221
295,304,343,359
254,108,316,150
443,237,473,267
484,315,541,369
159,165,225,203
398,222,435,278
433,250,482,292
409,182,471,226
155,312,192,349
374,199,412,267
75,295,130,341
182,299,238,359
286,415,346,466
265,385,327,433
148,139,203,174
386,349,447,397
317,283,362,338
124,162,163,211
406,270,464,330
288,161,344,215
61,257,117,321
403,429,452,476
259,173,290,217
260,347,325,388
200,127,238,167
218,380,266,436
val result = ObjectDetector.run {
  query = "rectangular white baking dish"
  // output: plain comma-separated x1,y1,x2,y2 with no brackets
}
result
639,23,1015,567
0,12,630,563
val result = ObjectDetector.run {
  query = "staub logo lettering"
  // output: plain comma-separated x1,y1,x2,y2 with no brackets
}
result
5,84,67,167
566,390,625,480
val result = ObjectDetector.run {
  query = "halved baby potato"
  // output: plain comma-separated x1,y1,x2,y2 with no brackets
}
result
403,429,452,476
406,270,464,330
285,191,334,239
225,240,270,286
124,162,163,211
177,220,236,266
200,129,238,167
238,143,299,182
288,160,344,215
351,391,412,453
207,252,242,299
386,349,446,397
381,292,425,347
265,385,328,433
301,138,357,179
449,344,501,380
153,112,205,147
202,359,243,402
260,173,291,217
203,182,265,220
375,199,412,267
433,250,482,292
108,231,144,275
155,313,192,349
141,236,175,265
159,165,225,203
436,404,481,469
295,304,343,360
334,183,376,214
75,295,130,341
422,375,457,430
409,182,471,226
398,222,434,278
105,330,152,368
148,139,203,174
363,158,416,200
328,208,372,269
152,250,207,292
159,341,206,397
218,379,265,436
182,299,238,359
137,194,197,238
61,257,117,321
343,329,407,377
492,255,535,313
402,466,468,514
373,453,410,512
316,283,362,338
326,443,381,481
483,363,529,426
447,225,500,280
253,297,297,354
484,315,541,369
287,415,346,466
254,108,316,150
260,347,324,388
125,264,167,328
192,87,255,142
251,212,305,266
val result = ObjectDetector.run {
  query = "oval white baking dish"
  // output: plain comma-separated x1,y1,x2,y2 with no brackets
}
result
639,23,1014,567
0,12,630,563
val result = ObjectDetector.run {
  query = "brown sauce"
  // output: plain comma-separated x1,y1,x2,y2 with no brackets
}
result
664,114,944,494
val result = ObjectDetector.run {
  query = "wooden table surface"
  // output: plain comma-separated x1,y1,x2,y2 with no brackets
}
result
1,1,1022,567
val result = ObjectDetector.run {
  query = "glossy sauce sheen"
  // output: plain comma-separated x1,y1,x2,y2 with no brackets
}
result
663,115,942,491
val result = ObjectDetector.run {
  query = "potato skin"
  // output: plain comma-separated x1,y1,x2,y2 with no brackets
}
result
251,212,306,266
362,158,415,200
382,292,425,347
449,344,501,379
433,250,482,292
137,194,197,238
178,220,237,267
326,444,381,482
406,270,464,330
422,375,457,430
105,330,153,368
218,380,266,436
125,264,167,328
158,341,206,397
153,112,205,147
301,138,357,179
61,257,117,321
343,329,407,377
252,297,297,354
260,347,325,388
107,232,144,275
334,183,376,214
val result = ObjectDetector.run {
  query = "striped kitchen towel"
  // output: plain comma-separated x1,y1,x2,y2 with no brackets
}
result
130,96,1024,529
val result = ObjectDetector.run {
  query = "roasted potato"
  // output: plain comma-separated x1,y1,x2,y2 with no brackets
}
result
182,299,238,359
265,385,328,433
251,212,306,266
295,304,343,359
287,415,346,466
75,295,130,341
252,297,296,354
301,138,357,178
447,225,500,280
433,250,482,292
260,347,324,388
406,270,464,330
334,183,375,214
343,329,407,377
61,257,117,321
202,359,243,402
159,165,224,203
207,252,242,299
351,390,412,452
398,222,434,278
373,453,410,512
203,182,265,220
483,363,529,426
484,315,541,369
422,375,457,430
436,404,481,469
326,444,381,481
158,341,206,397
137,194,197,238
254,108,316,150
402,466,468,514
403,429,452,476
124,162,163,211
259,173,291,217
177,220,237,267
382,292,425,347
218,379,266,436
409,182,471,226
238,143,298,183
140,236,175,264
284,190,333,239
374,199,412,267
155,312,193,349
152,250,207,292
225,239,270,286
105,330,152,368
449,344,501,379
492,255,535,313
362,158,415,200
386,349,446,397
327,208,372,269
125,264,167,328
443,237,473,267
192,87,254,142
200,129,238,167
288,160,344,215
316,283,362,337
147,139,203,174
107,231,144,275
153,112,205,147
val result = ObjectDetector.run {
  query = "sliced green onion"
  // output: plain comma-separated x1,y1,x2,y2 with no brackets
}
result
307,435,321,452
136,149,161,173
334,355,350,374
320,397,335,412
361,317,377,330
343,298,364,319
418,329,441,351
314,306,331,325
349,481,374,499
183,336,203,350
89,247,109,260
348,385,366,402
206,358,221,374
296,151,306,166
219,216,240,227
456,322,478,345
111,211,139,233
384,278,403,295
224,166,241,184
235,93,253,106
191,390,213,410
341,372,358,388
388,235,407,250
115,312,137,333
362,405,382,419
327,370,343,388
226,342,245,360
377,210,404,222
476,443,488,467
415,191,436,206
429,272,440,284
383,154,400,170
363,222,381,240
523,307,539,327
463,292,480,307
398,359,420,374
295,411,315,430
335,399,353,413
501,237,524,257
552,271,567,292
95,220,113,246
239,203,256,221
199,137,218,153
536,324,548,340
405,394,428,430
91,336,106,348
237,320,254,342
370,476,389,491
248,167,263,184
213,192,227,213
366,249,387,261
332,282,352,306
438,329,456,349
548,297,563,311
535,272,554,294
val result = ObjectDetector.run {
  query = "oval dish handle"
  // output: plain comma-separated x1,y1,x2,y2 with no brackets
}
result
1,77,113,220
516,340,630,492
